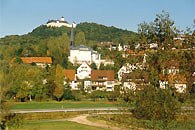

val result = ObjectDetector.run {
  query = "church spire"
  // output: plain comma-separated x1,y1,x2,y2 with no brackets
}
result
70,23,75,48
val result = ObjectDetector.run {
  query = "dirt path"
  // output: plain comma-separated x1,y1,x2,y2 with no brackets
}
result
66,114,125,130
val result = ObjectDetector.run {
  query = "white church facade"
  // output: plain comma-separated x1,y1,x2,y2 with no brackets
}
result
67,22,102,66
68,45,101,65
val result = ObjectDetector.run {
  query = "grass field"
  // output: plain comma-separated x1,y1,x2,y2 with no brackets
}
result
88,113,195,130
20,120,109,130
11,100,119,110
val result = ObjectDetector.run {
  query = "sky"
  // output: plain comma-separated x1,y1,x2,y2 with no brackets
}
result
0,0,194,38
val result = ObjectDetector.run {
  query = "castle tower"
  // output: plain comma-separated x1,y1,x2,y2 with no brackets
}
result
70,23,75,48
61,16,64,21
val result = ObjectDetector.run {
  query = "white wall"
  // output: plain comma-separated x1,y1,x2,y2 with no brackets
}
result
77,62,91,79
69,50,91,64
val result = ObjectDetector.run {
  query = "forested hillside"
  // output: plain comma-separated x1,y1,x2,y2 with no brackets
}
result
0,22,139,46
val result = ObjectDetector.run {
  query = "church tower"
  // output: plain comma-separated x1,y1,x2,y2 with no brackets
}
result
70,23,75,48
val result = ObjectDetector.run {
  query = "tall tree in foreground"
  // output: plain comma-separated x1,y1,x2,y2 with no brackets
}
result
0,72,23,129
138,10,178,49
131,86,181,129
53,64,65,101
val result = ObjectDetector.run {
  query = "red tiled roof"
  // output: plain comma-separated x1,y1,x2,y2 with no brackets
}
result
84,61,91,68
91,70,114,81
166,60,179,69
168,74,187,84
159,74,167,81
20,57,52,64
63,70,75,81
122,72,149,82
124,50,145,54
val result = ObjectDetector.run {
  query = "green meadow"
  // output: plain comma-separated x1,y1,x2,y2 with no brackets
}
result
11,100,119,110
21,120,109,130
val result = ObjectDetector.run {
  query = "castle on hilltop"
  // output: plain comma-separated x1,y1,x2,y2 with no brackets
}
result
46,16,76,28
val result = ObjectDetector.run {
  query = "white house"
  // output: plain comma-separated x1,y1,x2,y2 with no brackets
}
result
46,16,76,28
159,74,187,93
122,72,149,91
63,70,78,90
159,75,168,89
118,63,132,81
164,60,179,74
77,62,91,79
84,70,115,92
149,43,158,48
118,63,143,81
68,44,101,66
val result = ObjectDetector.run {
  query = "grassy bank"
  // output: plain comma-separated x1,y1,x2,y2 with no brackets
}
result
19,111,86,120
88,112,195,130
11,100,119,110
21,120,109,130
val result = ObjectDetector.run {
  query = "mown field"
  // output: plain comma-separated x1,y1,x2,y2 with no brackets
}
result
21,120,109,130
11,100,120,110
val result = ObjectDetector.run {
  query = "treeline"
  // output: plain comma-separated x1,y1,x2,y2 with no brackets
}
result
0,22,138,46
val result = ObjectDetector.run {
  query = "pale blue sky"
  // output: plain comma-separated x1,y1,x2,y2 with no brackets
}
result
0,0,194,38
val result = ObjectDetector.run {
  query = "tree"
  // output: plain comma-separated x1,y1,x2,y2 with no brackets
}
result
131,86,181,128
9,64,46,101
75,32,86,46
0,72,23,129
53,64,65,101
91,63,97,70
107,86,120,101
99,63,105,70
138,10,178,49
14,57,23,64
184,19,195,48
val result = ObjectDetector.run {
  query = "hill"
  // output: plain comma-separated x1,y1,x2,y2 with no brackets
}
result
0,22,139,45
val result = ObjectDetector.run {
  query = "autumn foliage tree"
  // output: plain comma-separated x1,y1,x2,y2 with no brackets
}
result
53,64,65,101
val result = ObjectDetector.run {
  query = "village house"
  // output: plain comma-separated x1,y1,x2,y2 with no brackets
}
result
159,74,187,93
63,69,78,90
122,72,149,91
148,43,158,49
76,62,91,79
164,60,179,74
122,50,145,58
118,63,144,81
122,50,147,64
97,42,117,50
159,75,168,89
84,70,115,92
11,57,52,68
46,16,76,28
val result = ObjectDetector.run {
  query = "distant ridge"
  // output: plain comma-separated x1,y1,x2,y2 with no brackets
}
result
0,22,139,45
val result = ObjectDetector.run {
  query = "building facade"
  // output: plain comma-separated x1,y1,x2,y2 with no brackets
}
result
46,16,76,28
84,70,115,92
77,62,92,79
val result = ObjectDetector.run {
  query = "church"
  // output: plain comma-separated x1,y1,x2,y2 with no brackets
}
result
68,24,101,66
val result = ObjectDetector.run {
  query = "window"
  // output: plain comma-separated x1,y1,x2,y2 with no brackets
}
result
107,81,113,85
98,76,108,80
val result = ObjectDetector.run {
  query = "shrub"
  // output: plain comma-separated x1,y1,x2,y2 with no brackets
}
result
131,86,181,128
